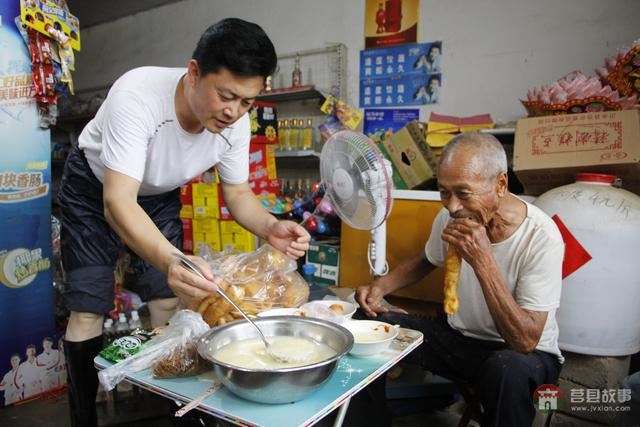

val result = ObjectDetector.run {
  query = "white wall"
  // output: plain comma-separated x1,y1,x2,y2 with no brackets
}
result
73,0,640,123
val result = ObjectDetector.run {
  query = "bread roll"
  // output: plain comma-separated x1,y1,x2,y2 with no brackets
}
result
443,246,461,315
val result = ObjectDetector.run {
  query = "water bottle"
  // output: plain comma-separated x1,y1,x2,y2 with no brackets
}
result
103,318,114,344
302,263,328,301
128,310,142,331
115,312,129,337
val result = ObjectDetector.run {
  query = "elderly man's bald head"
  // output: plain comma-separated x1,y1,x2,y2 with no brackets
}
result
439,132,508,180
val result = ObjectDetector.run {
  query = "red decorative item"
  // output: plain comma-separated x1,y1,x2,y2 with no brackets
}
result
306,217,318,231
314,196,323,205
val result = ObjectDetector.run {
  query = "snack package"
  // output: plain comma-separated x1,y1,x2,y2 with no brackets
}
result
99,329,156,363
98,310,209,391
196,244,310,327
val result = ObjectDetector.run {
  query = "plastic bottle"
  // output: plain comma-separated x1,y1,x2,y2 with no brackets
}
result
103,318,114,344
288,119,299,151
129,310,142,331
115,312,129,336
302,263,328,301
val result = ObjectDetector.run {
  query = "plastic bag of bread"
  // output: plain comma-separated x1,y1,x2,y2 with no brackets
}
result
97,310,210,391
196,244,310,327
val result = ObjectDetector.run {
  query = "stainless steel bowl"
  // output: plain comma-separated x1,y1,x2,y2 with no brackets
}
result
197,316,353,404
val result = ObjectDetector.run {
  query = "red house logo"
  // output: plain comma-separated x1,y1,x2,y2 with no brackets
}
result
533,384,563,412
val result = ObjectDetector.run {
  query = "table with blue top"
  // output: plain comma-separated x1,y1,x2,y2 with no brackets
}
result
95,327,423,427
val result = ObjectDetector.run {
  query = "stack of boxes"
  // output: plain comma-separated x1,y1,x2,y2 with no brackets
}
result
179,101,281,255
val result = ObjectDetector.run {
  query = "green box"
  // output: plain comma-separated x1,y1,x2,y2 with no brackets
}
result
306,241,340,287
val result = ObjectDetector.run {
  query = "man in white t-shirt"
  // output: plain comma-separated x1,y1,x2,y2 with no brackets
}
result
17,345,43,400
36,337,60,390
0,354,23,405
355,132,564,427
57,18,309,427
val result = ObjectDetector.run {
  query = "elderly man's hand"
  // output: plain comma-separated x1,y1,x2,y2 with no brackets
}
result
355,284,389,318
441,218,493,268
266,220,310,259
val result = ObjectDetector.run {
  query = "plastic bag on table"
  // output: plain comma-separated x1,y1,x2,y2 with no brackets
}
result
97,310,209,391
196,244,310,327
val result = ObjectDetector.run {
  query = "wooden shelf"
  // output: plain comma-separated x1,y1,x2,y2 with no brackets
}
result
256,86,325,103
275,150,319,158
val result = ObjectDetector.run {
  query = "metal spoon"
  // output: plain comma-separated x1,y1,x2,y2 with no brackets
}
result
171,253,305,363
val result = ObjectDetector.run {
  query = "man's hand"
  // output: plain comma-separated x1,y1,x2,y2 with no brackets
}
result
441,218,493,268
167,255,221,308
355,284,389,317
266,220,310,259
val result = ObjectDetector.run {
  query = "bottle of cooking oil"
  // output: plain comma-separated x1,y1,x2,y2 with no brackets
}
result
288,119,299,151
302,118,314,150
279,119,289,151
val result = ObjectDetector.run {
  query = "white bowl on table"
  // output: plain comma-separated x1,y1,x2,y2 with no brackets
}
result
256,307,308,317
301,300,357,323
342,320,398,357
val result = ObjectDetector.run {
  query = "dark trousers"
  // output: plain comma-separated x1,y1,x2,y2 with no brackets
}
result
348,312,562,427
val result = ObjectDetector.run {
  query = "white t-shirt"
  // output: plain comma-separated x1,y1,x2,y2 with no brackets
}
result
79,66,251,196
425,201,565,362
1,369,22,405
17,360,43,398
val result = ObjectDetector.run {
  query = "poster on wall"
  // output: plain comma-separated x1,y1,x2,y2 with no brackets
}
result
0,0,59,407
360,42,442,79
363,108,419,143
364,0,420,49
360,73,441,107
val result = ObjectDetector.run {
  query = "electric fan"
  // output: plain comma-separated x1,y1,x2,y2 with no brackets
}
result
310,130,394,276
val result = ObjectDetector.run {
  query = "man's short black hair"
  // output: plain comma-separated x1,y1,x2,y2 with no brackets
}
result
193,18,277,79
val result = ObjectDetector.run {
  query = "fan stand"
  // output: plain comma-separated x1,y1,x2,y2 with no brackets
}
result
369,222,389,277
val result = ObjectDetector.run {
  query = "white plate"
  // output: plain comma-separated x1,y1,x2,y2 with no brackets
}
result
301,300,357,322
256,307,308,317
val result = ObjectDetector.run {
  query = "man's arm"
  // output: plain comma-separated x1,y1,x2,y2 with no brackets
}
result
103,169,220,303
220,181,309,258
356,252,436,317
442,218,547,353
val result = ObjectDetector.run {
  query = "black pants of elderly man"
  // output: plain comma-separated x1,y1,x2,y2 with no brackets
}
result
341,312,562,427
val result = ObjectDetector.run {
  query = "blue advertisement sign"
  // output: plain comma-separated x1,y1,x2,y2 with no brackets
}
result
360,42,442,80
363,108,419,143
0,0,58,406
360,73,442,107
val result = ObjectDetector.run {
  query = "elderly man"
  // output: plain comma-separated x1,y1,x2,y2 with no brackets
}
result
355,132,564,427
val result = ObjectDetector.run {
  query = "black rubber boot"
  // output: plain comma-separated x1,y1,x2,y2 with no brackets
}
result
64,335,103,427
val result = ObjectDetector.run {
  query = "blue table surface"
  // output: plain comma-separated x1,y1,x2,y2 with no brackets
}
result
95,328,423,427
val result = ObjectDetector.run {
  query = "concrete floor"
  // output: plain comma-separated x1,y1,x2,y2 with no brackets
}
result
0,386,464,427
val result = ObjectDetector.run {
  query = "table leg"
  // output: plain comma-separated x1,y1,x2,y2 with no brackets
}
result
333,397,351,427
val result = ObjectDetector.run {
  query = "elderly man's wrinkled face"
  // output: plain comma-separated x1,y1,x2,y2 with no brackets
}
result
437,149,502,225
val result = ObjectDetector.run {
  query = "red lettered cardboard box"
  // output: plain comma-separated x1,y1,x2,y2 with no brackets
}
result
514,110,640,196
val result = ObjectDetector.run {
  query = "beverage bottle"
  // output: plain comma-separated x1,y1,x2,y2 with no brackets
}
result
302,118,313,150
115,312,129,337
103,318,114,344
292,54,302,87
281,119,290,150
129,310,142,331
288,119,299,151
302,263,328,300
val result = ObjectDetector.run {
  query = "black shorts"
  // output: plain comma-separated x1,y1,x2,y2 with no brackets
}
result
58,146,182,314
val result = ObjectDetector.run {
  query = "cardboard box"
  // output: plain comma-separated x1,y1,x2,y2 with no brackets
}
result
249,101,278,144
181,219,193,254
382,122,436,189
306,241,340,286
193,219,221,254
248,143,277,181
221,229,257,253
192,183,219,219
514,110,640,196
219,220,246,235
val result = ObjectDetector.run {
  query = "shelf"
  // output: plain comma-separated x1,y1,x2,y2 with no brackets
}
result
480,127,515,135
256,86,326,103
275,150,319,158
